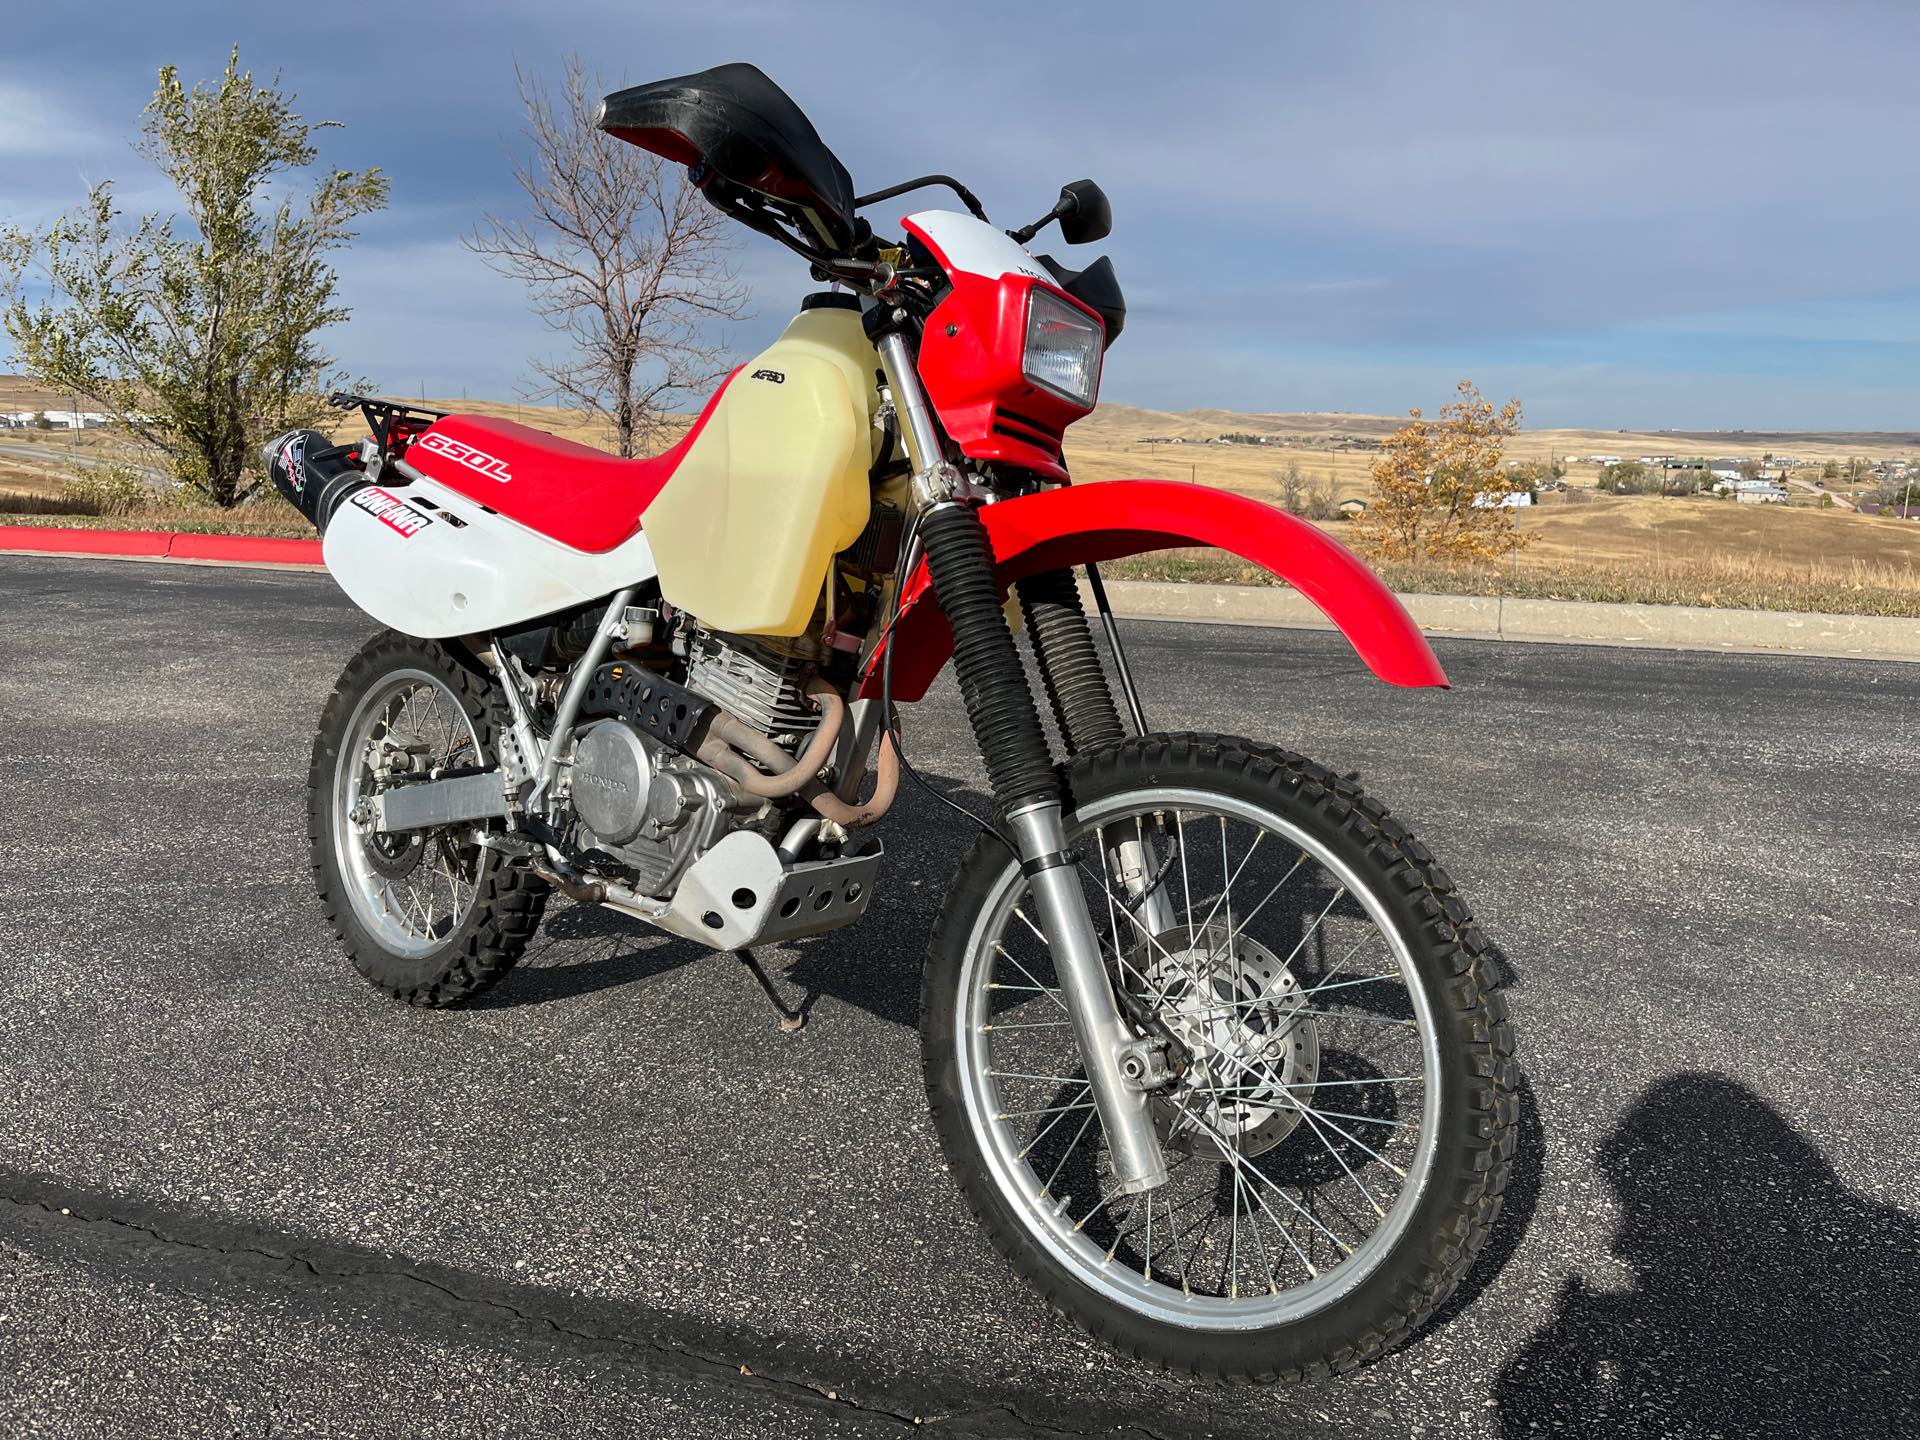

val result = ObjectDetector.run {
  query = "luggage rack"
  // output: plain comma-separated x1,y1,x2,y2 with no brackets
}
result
328,392,449,470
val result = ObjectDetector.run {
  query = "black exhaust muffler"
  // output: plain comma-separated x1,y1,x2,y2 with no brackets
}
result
262,430,373,534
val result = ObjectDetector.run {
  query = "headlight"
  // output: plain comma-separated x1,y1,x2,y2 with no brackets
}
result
1023,286,1103,408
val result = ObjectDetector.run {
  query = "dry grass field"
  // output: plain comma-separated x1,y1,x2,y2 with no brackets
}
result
4,375,1916,613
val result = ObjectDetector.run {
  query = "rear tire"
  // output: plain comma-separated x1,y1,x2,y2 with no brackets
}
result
309,631,547,1006
922,734,1517,1379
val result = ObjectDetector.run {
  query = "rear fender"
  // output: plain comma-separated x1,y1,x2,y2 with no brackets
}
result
860,479,1447,700
322,472,659,638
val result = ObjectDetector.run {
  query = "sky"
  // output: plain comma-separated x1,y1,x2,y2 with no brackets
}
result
4,1,1919,430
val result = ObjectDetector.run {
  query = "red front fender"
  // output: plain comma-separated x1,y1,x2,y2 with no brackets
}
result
860,479,1447,701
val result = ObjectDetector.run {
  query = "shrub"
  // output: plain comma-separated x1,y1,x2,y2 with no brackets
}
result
63,464,170,517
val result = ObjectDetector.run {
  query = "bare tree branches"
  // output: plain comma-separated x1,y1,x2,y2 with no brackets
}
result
467,58,748,457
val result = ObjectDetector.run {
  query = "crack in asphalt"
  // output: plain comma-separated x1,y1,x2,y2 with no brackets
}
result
0,1172,1190,1439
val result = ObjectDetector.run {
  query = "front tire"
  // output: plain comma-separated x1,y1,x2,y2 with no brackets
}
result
922,734,1517,1379
309,631,547,1006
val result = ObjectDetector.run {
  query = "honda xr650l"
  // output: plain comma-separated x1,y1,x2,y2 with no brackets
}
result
268,64,1517,1379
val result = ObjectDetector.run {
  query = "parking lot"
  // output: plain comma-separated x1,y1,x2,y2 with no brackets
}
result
1,555,1914,1438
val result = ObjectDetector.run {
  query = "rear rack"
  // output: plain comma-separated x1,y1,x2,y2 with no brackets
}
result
328,392,449,470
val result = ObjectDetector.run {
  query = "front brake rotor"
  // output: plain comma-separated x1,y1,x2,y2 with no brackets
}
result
1138,925,1320,1157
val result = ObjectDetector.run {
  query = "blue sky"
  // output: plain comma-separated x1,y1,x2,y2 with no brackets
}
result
5,1,1918,429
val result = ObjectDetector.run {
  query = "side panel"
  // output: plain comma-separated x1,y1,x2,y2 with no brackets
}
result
860,480,1449,699
322,473,658,637
644,306,879,636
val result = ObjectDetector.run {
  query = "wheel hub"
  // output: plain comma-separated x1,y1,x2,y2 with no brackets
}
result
1139,925,1320,1156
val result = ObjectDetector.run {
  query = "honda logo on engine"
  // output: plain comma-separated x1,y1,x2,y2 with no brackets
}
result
417,431,513,484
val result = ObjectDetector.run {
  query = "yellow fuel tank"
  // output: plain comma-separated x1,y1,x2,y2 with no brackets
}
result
644,304,879,636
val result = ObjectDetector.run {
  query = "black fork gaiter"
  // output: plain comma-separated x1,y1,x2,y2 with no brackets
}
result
1015,567,1125,756
915,502,1060,815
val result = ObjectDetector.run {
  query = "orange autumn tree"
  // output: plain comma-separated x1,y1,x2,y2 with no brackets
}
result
1349,381,1529,563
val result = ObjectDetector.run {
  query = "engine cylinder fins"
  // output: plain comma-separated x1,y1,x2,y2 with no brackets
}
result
685,629,824,744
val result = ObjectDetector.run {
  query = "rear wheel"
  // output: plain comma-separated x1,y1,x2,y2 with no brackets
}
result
922,734,1516,1379
309,632,546,1006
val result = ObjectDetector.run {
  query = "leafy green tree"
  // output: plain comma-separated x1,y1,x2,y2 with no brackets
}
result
1,50,387,504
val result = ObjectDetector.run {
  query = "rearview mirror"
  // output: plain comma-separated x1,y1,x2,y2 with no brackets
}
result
1056,179,1112,245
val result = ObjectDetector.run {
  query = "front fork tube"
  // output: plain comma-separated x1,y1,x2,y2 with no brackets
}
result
879,323,1169,1194
1007,801,1171,1195
1019,566,1178,939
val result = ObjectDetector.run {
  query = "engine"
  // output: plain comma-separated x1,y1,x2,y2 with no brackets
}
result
568,721,731,896
565,628,830,896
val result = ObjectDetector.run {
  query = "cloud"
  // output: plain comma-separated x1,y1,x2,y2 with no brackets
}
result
0,78,110,158
4,1,1918,425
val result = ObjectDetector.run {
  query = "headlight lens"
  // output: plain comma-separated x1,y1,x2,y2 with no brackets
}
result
1023,286,1103,408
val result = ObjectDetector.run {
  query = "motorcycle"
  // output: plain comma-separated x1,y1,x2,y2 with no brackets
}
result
267,62,1516,1379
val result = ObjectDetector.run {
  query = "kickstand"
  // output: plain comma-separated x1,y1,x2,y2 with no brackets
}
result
736,948,807,1032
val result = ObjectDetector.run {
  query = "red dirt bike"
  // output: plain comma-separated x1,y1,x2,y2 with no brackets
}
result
267,63,1515,1379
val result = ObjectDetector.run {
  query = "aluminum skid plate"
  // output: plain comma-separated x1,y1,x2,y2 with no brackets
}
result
655,830,883,950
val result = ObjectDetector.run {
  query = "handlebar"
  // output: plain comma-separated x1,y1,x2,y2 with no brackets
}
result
852,174,989,224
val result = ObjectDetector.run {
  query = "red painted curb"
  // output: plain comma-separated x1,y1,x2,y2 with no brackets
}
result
0,525,172,558
0,525,323,566
165,532,325,565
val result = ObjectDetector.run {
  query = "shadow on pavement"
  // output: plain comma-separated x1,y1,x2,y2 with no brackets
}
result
1493,1071,1918,1438
470,903,700,1008
475,777,984,1024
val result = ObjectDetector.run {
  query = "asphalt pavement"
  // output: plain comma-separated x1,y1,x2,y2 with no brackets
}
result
1,555,1915,1438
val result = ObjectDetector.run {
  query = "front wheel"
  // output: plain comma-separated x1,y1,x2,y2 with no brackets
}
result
922,735,1517,1379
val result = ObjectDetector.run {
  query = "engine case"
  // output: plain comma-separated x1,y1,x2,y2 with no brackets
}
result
570,719,731,896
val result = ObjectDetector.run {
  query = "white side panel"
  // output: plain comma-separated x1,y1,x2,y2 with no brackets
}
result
322,474,658,637
904,209,1053,283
